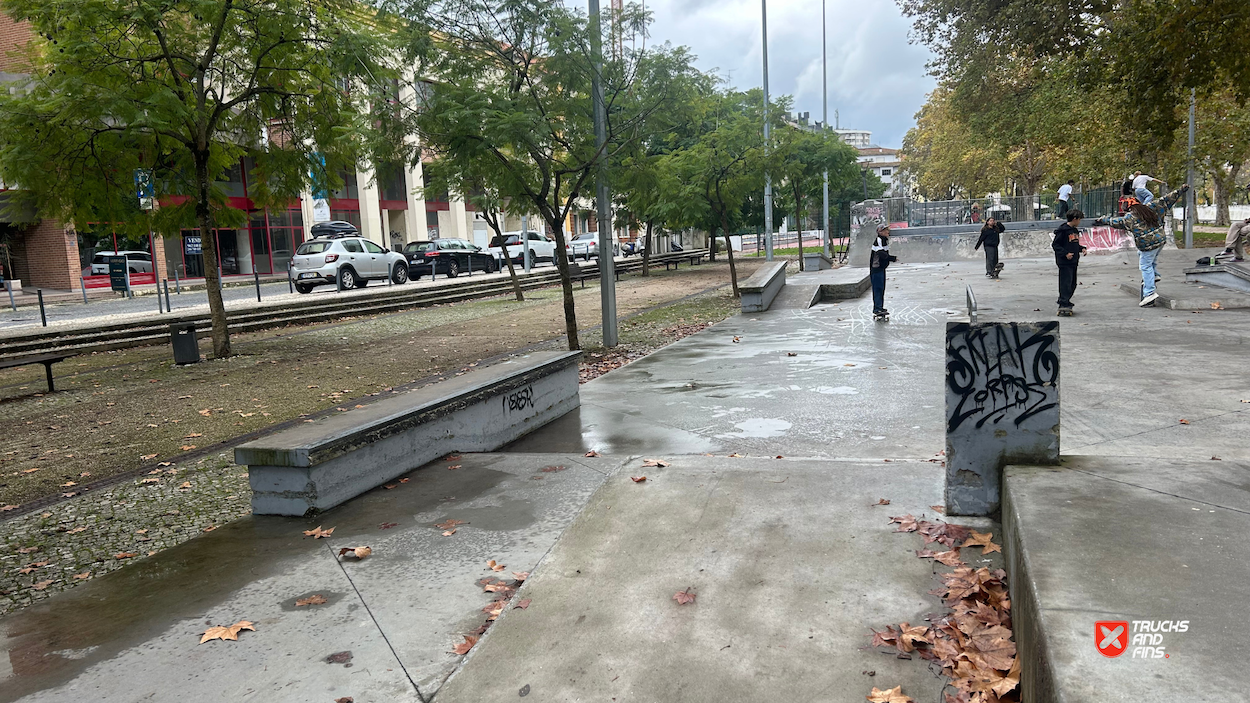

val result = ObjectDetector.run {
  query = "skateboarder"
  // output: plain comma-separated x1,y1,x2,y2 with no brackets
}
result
1052,210,1086,315
975,217,1005,278
1221,218,1248,262
1094,184,1189,307
869,223,898,319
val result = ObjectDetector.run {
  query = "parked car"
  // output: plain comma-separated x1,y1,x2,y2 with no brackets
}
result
487,231,556,265
405,238,498,279
90,250,153,275
290,236,408,293
567,232,599,260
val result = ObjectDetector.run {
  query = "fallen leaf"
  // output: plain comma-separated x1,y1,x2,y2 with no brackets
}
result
303,526,335,539
0,505,18,511
114,552,138,559
338,546,372,560
845,363,856,367
399,478,410,483
1211,301,1223,310
180,445,196,451
32,579,54,590
732,336,741,343
641,459,670,468
140,453,158,460
61,481,77,488
961,530,1002,555
434,519,466,530
184,433,203,439
584,450,600,457
446,464,461,470
198,409,211,416
73,572,90,580
335,698,354,703
202,525,217,532
934,549,965,566
295,594,328,607
786,352,797,356
515,598,532,610
872,498,891,506
68,526,87,534
442,529,457,536
890,515,919,533
727,453,743,458
673,587,696,605
379,522,399,530
199,620,255,644
17,546,39,554
178,395,192,399
452,635,478,655
540,465,566,472
630,476,647,483
1178,418,1190,425
512,571,529,580
488,560,506,572
930,505,946,514
383,484,398,489
179,481,191,489
867,685,913,703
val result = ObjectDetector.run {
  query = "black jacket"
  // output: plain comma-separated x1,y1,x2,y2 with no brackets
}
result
975,222,1004,250
869,236,897,270
1052,223,1086,267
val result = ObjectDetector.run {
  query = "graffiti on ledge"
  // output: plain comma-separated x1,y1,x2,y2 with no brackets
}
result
502,385,535,413
946,322,1059,433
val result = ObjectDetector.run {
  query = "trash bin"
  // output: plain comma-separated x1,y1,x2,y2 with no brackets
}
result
171,322,200,364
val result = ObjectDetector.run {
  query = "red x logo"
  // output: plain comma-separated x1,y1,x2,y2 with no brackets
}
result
1096,621,1129,657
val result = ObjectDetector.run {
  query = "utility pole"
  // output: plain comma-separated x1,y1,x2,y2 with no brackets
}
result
1186,88,1195,250
821,0,830,260
589,0,618,346
762,0,773,261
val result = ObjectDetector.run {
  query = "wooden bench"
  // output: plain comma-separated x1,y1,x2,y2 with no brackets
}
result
0,352,75,392
235,351,582,516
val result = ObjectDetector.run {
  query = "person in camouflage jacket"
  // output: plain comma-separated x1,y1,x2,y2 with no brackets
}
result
1094,184,1189,307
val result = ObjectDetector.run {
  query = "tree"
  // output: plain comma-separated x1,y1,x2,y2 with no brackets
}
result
1195,86,1250,226
899,87,1002,200
412,0,701,350
773,125,861,267
0,0,394,358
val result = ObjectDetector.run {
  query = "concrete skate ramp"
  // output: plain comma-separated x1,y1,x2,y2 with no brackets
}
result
848,221,1135,266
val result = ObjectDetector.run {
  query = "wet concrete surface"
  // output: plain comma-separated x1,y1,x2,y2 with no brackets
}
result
0,452,622,702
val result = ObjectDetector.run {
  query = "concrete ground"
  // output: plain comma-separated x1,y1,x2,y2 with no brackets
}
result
3,246,1247,701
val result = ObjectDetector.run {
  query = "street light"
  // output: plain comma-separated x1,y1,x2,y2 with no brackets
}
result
762,0,773,261
821,0,830,260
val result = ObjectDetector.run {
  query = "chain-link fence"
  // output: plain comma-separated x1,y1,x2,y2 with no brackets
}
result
873,186,1124,227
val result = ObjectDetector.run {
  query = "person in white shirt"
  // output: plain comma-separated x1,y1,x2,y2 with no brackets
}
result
1056,180,1074,219
1223,218,1249,262
1132,171,1161,204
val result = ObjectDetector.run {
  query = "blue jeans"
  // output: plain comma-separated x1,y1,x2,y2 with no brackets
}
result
870,269,886,312
1139,248,1161,296
1135,187,1154,204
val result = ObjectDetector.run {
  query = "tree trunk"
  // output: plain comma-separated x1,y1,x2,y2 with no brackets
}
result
1211,163,1241,227
487,213,523,301
708,229,716,262
194,149,230,358
546,213,580,350
794,182,804,271
641,220,652,276
719,215,739,298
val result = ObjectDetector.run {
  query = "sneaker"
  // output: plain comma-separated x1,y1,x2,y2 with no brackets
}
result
1139,292,1159,307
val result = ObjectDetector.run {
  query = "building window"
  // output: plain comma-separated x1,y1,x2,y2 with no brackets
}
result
881,169,892,176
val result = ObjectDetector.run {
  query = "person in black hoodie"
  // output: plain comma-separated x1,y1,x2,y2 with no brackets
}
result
974,217,1005,277
869,223,898,317
1051,210,1087,315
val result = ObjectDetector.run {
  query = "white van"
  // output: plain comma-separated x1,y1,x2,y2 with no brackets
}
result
90,251,154,275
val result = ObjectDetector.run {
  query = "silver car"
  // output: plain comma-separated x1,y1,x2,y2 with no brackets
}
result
290,237,408,293
568,233,599,260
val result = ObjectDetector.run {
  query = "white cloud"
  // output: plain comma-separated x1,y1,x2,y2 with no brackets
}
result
639,0,935,147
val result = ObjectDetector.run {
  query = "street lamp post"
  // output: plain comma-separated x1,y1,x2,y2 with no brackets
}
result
762,0,773,261
589,0,618,346
821,0,830,260
1185,88,1195,250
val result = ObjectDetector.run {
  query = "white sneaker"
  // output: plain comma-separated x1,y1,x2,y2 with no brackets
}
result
1139,292,1159,307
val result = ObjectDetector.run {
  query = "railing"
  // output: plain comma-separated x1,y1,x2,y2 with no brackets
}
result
877,186,1126,228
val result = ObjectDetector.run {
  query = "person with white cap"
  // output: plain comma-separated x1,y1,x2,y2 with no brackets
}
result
869,223,898,319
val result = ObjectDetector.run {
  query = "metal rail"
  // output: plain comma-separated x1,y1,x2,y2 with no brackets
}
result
966,285,977,324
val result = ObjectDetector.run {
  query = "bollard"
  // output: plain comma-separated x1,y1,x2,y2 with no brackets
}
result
253,269,262,302
164,280,172,312
37,289,47,326
157,282,165,313
467,255,472,277
80,277,89,304
6,280,15,311
388,261,393,287
336,269,343,293
174,267,181,293
287,265,294,294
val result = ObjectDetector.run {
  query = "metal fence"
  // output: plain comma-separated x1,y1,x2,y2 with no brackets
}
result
877,186,1125,228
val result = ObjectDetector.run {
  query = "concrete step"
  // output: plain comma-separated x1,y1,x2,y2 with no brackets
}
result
1004,456,1250,702
1116,282,1250,309
1183,261,1250,294
770,283,821,309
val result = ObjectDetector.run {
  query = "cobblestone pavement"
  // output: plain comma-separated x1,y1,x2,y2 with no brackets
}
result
0,452,250,617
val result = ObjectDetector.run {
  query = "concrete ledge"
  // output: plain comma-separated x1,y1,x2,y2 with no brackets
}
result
818,268,870,301
236,351,581,515
739,261,787,313
1184,262,1250,295
801,251,833,271
1116,282,1250,310
1004,457,1250,701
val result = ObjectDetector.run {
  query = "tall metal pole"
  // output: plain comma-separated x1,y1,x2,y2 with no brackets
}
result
1185,88,1195,250
762,0,773,261
821,0,830,259
589,0,618,346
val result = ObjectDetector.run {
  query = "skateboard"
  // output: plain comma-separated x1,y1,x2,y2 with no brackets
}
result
873,309,890,321
1057,307,1073,317
988,262,1004,280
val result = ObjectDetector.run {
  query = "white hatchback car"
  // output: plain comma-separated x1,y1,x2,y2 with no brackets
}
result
290,236,408,293
487,231,556,265
90,250,153,275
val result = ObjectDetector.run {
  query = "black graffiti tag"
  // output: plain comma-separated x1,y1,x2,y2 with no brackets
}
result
502,385,535,413
947,322,1058,433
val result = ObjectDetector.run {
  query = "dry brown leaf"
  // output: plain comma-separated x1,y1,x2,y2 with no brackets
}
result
202,525,217,532
488,560,506,572
179,481,191,489
32,579,54,590
335,698,354,703
872,498,891,506
199,620,255,644
584,450,601,457
890,515,919,533
442,529,456,536
0,505,18,511
61,481,77,488
399,478,410,483
727,452,743,458
898,623,932,651
630,476,647,483
17,546,39,554
539,465,566,472
641,458,670,468
672,587,696,605
184,433,203,439
338,546,372,560
303,526,335,539
198,409,211,416
72,571,91,580
514,598,532,610
446,465,462,471
934,549,965,567
866,685,913,703
930,505,946,514
435,519,466,530
452,635,478,655
961,531,1002,555
140,453,158,460
786,352,797,356
139,478,160,484
512,571,529,580
114,552,138,559
180,445,196,451
383,484,398,490
1179,418,1191,425
68,526,87,534
295,594,328,607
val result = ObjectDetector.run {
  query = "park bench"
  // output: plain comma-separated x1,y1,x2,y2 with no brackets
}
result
235,351,581,516
739,261,787,313
0,352,75,392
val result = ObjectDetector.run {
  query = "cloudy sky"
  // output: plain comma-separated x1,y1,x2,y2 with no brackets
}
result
639,0,935,149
